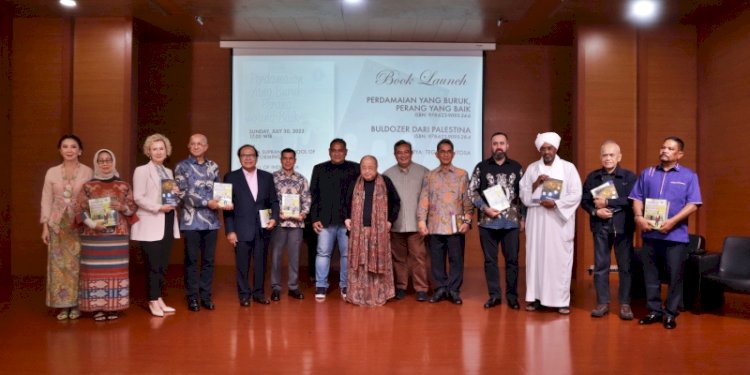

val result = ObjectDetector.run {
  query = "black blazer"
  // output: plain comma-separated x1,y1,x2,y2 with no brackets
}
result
223,168,279,242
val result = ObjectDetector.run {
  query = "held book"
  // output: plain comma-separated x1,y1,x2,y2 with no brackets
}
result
281,193,301,218
483,184,510,212
161,179,178,206
212,182,233,208
590,180,619,200
540,178,563,201
89,197,117,227
259,209,272,229
644,198,669,230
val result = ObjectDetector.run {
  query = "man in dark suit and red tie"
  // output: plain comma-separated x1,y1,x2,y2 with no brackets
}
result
224,144,279,307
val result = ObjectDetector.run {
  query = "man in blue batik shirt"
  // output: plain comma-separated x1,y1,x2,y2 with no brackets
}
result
175,134,226,312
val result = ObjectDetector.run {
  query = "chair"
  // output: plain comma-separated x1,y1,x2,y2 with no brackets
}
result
698,236,750,311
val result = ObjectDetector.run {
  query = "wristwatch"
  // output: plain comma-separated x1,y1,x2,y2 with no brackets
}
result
462,218,472,225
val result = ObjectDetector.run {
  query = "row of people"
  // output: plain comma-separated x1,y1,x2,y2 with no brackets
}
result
39,131,701,330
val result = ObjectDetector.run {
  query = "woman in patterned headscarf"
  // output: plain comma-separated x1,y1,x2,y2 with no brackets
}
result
75,149,137,321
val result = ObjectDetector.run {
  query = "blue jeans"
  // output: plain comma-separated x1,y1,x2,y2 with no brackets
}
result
315,225,348,289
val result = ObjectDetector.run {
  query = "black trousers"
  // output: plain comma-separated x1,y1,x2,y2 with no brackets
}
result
429,234,465,293
642,238,688,317
479,226,519,302
235,235,269,299
141,211,175,301
183,229,217,300
592,229,633,305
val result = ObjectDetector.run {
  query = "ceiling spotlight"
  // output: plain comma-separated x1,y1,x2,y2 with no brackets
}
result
59,0,77,7
343,0,363,4
627,0,660,24
195,16,205,26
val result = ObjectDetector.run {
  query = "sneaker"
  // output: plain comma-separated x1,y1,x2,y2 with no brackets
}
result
340,287,348,299
315,287,326,301
619,304,634,320
591,304,609,318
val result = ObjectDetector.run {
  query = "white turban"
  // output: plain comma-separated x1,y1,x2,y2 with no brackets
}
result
534,132,561,151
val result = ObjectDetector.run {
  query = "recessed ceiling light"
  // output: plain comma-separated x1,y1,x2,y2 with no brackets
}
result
343,0,363,4
627,0,659,24
60,0,77,8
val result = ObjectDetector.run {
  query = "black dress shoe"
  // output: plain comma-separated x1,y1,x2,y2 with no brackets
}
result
394,289,407,300
271,290,281,301
638,313,663,325
508,300,520,310
188,298,200,312
288,289,304,299
252,295,271,305
483,297,501,309
449,291,463,305
663,316,677,329
429,289,446,303
415,291,428,302
201,299,215,310
239,298,250,307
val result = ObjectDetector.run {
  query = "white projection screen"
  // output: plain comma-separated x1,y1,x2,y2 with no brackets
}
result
223,42,493,179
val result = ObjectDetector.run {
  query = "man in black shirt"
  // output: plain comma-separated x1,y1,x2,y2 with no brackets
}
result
581,140,637,320
468,132,525,310
310,139,360,301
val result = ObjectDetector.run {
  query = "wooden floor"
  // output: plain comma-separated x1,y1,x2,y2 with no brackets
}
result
1,264,749,374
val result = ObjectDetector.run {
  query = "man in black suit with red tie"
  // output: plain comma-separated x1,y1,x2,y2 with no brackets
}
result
224,144,279,306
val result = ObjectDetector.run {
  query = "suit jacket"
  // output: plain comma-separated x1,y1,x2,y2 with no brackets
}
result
130,161,181,241
223,168,279,242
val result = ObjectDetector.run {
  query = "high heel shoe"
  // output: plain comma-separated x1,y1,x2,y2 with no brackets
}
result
56,308,70,320
157,297,175,313
148,300,164,317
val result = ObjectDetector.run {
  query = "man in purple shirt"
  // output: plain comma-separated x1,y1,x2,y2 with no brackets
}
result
629,136,702,329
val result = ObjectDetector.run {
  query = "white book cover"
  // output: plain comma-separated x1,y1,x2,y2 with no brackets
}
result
212,182,233,207
259,209,272,228
281,193,301,218
483,184,510,212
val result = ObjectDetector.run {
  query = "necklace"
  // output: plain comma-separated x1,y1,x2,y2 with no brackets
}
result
61,163,79,203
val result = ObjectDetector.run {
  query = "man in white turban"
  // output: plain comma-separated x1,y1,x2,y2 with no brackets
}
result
519,132,582,314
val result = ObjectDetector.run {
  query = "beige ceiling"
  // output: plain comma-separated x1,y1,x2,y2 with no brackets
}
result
3,0,745,44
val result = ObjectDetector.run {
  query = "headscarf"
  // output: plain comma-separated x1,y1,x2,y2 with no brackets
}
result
534,132,561,151
93,148,120,180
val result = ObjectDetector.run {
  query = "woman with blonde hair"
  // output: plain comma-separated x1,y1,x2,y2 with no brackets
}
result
131,134,181,317
40,134,93,320
76,149,137,321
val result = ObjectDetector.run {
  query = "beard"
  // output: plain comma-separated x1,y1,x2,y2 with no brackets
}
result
492,150,506,161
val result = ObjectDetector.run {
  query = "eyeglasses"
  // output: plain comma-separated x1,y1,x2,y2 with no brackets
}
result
97,159,113,164
240,154,257,159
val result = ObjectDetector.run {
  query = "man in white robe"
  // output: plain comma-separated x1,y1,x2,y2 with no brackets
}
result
520,132,582,314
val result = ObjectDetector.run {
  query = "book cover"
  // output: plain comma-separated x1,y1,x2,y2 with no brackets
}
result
212,182,233,208
644,198,669,229
483,184,510,212
281,193,301,218
259,208,272,228
89,197,117,227
161,179,178,206
590,180,619,200
541,178,563,201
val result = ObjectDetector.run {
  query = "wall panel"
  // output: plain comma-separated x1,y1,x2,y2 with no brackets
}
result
11,19,72,276
697,9,750,250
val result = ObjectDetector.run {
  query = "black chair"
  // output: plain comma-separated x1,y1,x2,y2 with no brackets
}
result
698,236,750,311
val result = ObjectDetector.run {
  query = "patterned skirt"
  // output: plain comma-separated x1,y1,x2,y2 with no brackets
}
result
46,215,81,308
78,235,130,312
346,227,395,307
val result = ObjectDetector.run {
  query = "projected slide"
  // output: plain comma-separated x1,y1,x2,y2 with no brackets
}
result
232,54,483,178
